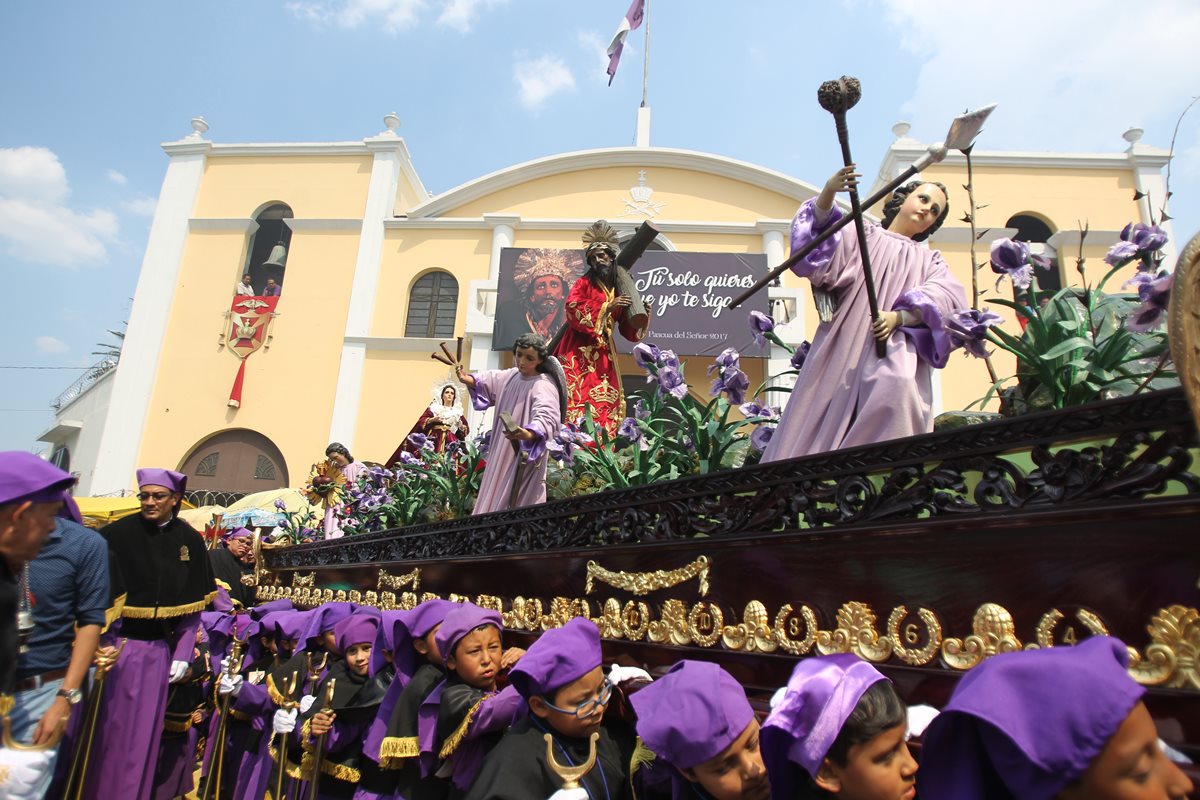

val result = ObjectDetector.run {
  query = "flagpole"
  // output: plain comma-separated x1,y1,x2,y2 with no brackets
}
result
641,0,650,108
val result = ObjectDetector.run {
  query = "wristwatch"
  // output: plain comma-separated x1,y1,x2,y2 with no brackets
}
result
56,687,83,705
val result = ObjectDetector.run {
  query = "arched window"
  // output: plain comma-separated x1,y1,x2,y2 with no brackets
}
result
244,203,294,295
1006,213,1061,292
406,271,459,338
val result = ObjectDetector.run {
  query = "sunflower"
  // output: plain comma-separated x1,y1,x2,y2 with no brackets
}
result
304,459,348,507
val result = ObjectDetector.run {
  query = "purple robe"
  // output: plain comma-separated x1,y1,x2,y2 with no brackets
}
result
763,200,965,461
324,460,368,537
83,615,198,800
468,368,561,515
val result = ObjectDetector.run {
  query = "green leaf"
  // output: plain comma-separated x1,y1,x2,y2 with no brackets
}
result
1038,337,1094,360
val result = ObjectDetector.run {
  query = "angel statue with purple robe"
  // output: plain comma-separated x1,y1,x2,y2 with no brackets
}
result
762,165,966,462
457,333,566,515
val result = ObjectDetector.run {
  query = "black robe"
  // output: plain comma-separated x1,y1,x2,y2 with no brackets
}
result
379,662,449,800
208,546,254,609
463,715,630,800
299,659,393,799
100,513,215,638
1,559,19,695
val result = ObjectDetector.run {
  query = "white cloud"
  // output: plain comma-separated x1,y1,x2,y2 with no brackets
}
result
577,31,614,85
0,146,119,268
286,0,427,32
865,0,1200,156
34,335,69,355
122,195,157,217
437,0,506,33
0,146,68,204
514,55,576,110
106,169,128,185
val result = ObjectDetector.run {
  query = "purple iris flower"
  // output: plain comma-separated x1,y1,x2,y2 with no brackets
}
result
633,398,650,420
750,425,774,452
739,400,779,421
658,366,689,400
710,366,750,406
632,342,661,371
990,238,1036,289
617,417,642,442
749,310,775,347
1104,240,1139,267
707,348,741,375
398,451,423,467
1124,272,1173,332
682,435,695,452
274,498,287,511
407,432,428,449
790,341,811,371
946,307,1003,359
1121,222,1168,253
659,349,681,371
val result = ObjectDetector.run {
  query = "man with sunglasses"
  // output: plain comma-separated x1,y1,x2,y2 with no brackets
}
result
79,468,216,800
464,617,631,800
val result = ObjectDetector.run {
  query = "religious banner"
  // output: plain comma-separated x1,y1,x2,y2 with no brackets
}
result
222,295,279,408
493,249,769,357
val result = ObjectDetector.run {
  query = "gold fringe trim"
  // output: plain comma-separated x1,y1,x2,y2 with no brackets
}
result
269,741,310,781
629,737,657,800
230,708,253,722
163,716,195,733
122,590,218,619
267,674,290,707
214,578,232,591
319,757,361,783
103,593,127,633
438,698,484,760
377,735,420,769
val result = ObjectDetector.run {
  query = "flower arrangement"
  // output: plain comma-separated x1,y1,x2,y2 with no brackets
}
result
272,497,321,545
303,459,347,508
964,226,1176,413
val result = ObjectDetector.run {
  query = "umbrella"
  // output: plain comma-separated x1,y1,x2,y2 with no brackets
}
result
75,496,196,529
222,488,316,528
177,504,226,530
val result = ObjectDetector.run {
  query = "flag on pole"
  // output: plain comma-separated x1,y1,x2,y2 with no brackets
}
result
606,0,645,86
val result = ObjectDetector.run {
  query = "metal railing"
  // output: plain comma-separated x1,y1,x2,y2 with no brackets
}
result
50,357,118,411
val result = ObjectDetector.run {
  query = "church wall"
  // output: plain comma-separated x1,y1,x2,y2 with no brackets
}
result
135,222,361,487
193,155,374,219
442,166,803,223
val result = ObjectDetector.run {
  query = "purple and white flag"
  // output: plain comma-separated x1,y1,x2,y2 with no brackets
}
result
606,0,645,85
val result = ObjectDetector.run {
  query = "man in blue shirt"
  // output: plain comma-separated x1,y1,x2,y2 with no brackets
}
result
9,507,109,798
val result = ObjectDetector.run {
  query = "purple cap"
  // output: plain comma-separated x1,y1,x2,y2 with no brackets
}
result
300,602,358,651
434,603,503,665
370,609,411,676
59,496,83,525
335,613,381,655
212,585,236,613
223,526,253,542
136,467,187,494
0,451,75,507
275,610,311,643
509,617,602,699
917,636,1144,800
249,599,294,620
407,598,458,639
761,654,887,784
388,599,457,680
630,660,755,770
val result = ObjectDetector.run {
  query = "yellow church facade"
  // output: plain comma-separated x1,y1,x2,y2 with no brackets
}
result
47,115,1173,495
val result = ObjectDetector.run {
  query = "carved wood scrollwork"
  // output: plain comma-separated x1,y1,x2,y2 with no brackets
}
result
1168,228,1200,432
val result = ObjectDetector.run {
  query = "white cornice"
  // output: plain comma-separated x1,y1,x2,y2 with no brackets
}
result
189,218,259,233
406,147,821,219
344,335,456,352
877,143,1171,176
206,142,370,156
928,227,1018,245
285,219,363,232
161,140,212,157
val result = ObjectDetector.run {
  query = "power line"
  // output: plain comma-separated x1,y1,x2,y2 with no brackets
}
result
0,365,93,370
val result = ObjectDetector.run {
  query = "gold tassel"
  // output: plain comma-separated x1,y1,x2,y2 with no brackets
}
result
377,735,420,769
438,698,484,759
103,593,127,633
122,591,218,619
629,737,658,800
266,674,289,707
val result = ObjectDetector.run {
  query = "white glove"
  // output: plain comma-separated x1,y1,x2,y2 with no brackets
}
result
219,655,241,674
608,663,652,685
906,704,940,738
168,659,190,684
769,685,787,711
0,747,55,797
547,789,589,800
299,694,316,714
218,673,244,697
273,708,298,735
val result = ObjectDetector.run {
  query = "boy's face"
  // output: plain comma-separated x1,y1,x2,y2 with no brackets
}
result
320,629,338,654
815,723,916,800
529,666,608,739
261,635,277,655
279,637,298,657
345,643,372,677
446,625,502,690
682,719,770,800
1057,702,1193,800
413,624,443,665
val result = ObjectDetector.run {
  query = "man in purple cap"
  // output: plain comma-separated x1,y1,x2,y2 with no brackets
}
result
464,616,629,800
760,654,913,800
918,636,1192,800
631,660,770,800
78,467,216,800
209,526,255,608
0,451,75,796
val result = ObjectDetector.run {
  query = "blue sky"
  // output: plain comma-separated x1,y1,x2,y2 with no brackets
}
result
2,0,1198,453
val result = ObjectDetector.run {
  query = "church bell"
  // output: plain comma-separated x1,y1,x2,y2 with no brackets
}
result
262,241,288,269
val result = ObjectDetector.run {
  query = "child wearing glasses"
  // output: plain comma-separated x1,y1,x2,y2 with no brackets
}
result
419,603,527,798
463,616,628,800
